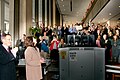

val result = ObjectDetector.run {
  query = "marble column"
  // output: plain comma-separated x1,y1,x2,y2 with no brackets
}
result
42,0,45,25
49,0,51,26
32,0,35,22
39,0,42,25
45,0,47,27
26,0,32,35
19,0,26,39
1,0,4,31
56,5,60,26
14,0,20,45
35,0,38,23
53,0,56,26
19,0,32,38
9,0,15,47
60,14,62,26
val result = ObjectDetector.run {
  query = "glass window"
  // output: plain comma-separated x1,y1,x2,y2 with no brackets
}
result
4,3,9,21
4,0,9,33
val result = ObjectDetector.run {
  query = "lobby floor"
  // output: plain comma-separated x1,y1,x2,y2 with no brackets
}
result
17,62,59,80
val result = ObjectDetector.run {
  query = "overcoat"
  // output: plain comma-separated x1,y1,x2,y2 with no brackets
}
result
0,45,16,80
25,47,42,80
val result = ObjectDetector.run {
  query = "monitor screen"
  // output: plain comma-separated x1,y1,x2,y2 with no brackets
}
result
75,35,81,46
67,34,95,47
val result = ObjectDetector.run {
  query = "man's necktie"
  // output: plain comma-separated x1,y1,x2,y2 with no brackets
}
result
7,47,11,53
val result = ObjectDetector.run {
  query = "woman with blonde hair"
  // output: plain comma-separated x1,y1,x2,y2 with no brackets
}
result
24,36,44,80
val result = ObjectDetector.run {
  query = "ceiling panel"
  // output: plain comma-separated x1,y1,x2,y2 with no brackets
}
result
57,0,120,25
57,0,91,24
92,0,120,24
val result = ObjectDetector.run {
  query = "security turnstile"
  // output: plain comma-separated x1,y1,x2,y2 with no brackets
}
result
59,47,105,80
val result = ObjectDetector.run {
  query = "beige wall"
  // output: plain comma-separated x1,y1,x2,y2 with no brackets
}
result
110,20,118,27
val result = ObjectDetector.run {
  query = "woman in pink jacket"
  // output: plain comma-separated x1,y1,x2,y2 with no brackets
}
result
24,36,44,80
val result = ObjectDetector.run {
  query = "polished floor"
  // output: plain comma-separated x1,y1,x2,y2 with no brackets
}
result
17,62,59,80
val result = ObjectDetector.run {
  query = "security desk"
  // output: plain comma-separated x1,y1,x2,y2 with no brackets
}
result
59,47,105,80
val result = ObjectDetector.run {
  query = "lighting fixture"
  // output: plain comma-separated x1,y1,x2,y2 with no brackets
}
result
109,13,111,15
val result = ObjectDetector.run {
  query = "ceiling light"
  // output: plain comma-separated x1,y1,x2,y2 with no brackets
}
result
109,13,111,15
117,21,120,23
63,5,64,7
119,6,120,8
61,0,63,1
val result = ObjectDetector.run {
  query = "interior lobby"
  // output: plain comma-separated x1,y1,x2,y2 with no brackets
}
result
0,0,120,80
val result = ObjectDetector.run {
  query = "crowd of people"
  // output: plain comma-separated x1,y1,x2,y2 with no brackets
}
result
34,23,120,64
0,23,120,80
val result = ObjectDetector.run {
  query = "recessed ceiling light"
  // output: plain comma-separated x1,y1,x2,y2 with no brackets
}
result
109,13,111,15
117,21,119,23
119,6,120,8
63,5,64,7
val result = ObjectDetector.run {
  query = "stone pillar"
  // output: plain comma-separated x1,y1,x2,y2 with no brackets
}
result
49,0,51,26
9,0,15,47
19,0,32,38
60,14,62,26
39,0,42,25
1,0,4,31
56,5,60,26
42,0,45,25
45,0,47,27
26,0,32,35
14,0,20,45
53,0,56,26
35,0,38,23
32,0,35,21
19,0,26,39
47,0,49,26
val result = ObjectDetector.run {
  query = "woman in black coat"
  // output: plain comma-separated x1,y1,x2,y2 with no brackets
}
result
100,34,112,64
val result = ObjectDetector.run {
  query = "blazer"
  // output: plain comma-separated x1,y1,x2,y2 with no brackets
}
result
0,44,16,80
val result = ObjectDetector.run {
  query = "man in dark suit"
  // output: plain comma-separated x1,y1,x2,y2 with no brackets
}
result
0,34,16,80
